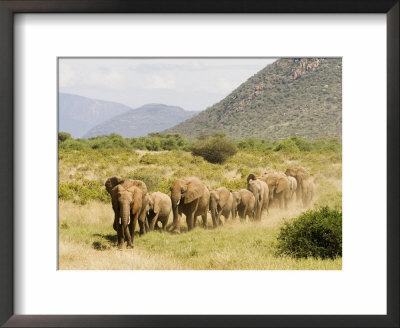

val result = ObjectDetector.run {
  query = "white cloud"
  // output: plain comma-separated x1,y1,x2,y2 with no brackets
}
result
145,74,176,89
58,58,277,111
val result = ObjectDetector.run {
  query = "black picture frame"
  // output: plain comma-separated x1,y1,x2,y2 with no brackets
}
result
0,1,398,327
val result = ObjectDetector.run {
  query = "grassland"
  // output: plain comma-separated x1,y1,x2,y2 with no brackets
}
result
58,141,342,270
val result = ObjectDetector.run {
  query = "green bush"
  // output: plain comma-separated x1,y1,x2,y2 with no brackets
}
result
58,132,71,142
190,135,237,164
128,167,164,192
58,180,109,204
59,138,90,150
274,139,300,153
276,207,342,259
290,136,312,151
218,178,246,191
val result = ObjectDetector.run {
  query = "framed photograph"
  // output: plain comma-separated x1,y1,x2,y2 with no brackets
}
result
0,1,398,327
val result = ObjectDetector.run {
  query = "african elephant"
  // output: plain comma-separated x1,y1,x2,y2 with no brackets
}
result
287,176,297,200
170,177,210,233
285,166,310,200
258,172,291,209
147,191,172,231
105,176,149,236
209,187,234,227
232,189,255,221
109,183,142,248
301,180,315,207
247,174,269,221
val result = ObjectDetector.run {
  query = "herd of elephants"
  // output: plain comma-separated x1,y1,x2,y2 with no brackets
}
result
104,166,315,248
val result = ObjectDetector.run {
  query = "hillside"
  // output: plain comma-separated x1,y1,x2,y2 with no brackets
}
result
83,104,199,138
59,93,131,138
166,58,342,140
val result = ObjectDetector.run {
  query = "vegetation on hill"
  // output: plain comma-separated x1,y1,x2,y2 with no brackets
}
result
59,132,341,154
59,132,191,152
167,58,342,140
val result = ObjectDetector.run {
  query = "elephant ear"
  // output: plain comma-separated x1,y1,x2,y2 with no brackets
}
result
247,173,257,184
105,176,124,194
218,188,230,208
184,180,204,204
153,197,160,213
130,179,148,195
276,177,289,194
297,167,310,181
130,187,143,213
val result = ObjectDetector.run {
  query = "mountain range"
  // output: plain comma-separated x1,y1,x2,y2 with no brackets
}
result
58,93,197,138
59,93,132,138
83,104,198,138
60,58,341,140
166,58,342,140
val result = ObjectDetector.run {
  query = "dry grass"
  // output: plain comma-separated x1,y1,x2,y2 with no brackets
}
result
59,196,341,270
58,148,342,270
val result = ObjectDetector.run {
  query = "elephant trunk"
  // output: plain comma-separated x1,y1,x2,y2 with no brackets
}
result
211,207,218,228
120,204,132,246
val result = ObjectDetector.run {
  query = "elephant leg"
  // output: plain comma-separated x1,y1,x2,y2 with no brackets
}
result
113,214,118,231
138,220,146,236
138,208,147,235
162,219,168,231
150,212,160,231
296,187,302,203
188,200,199,231
217,209,223,226
187,212,195,231
242,206,247,221
129,212,140,246
193,216,197,228
124,224,132,248
201,213,207,228
144,217,149,233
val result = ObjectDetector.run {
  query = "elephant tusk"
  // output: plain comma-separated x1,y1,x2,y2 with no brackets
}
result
119,217,121,225
128,215,131,225
177,199,180,205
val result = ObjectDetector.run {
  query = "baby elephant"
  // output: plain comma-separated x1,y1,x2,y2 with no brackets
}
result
232,189,255,221
209,187,234,227
147,191,172,231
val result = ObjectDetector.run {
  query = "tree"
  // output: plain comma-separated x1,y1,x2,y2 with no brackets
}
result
58,132,71,142
190,134,237,164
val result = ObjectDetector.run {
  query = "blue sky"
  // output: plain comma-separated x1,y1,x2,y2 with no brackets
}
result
59,58,276,111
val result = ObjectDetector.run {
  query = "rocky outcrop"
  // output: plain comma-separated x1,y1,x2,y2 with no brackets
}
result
291,58,321,79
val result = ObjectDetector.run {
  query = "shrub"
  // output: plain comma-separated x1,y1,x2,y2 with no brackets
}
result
290,136,312,151
276,207,342,259
218,178,246,191
58,132,71,142
59,138,89,150
128,167,164,192
190,135,237,164
58,180,109,204
274,139,300,153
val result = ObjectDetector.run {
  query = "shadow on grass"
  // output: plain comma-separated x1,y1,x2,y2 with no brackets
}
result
92,233,117,250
